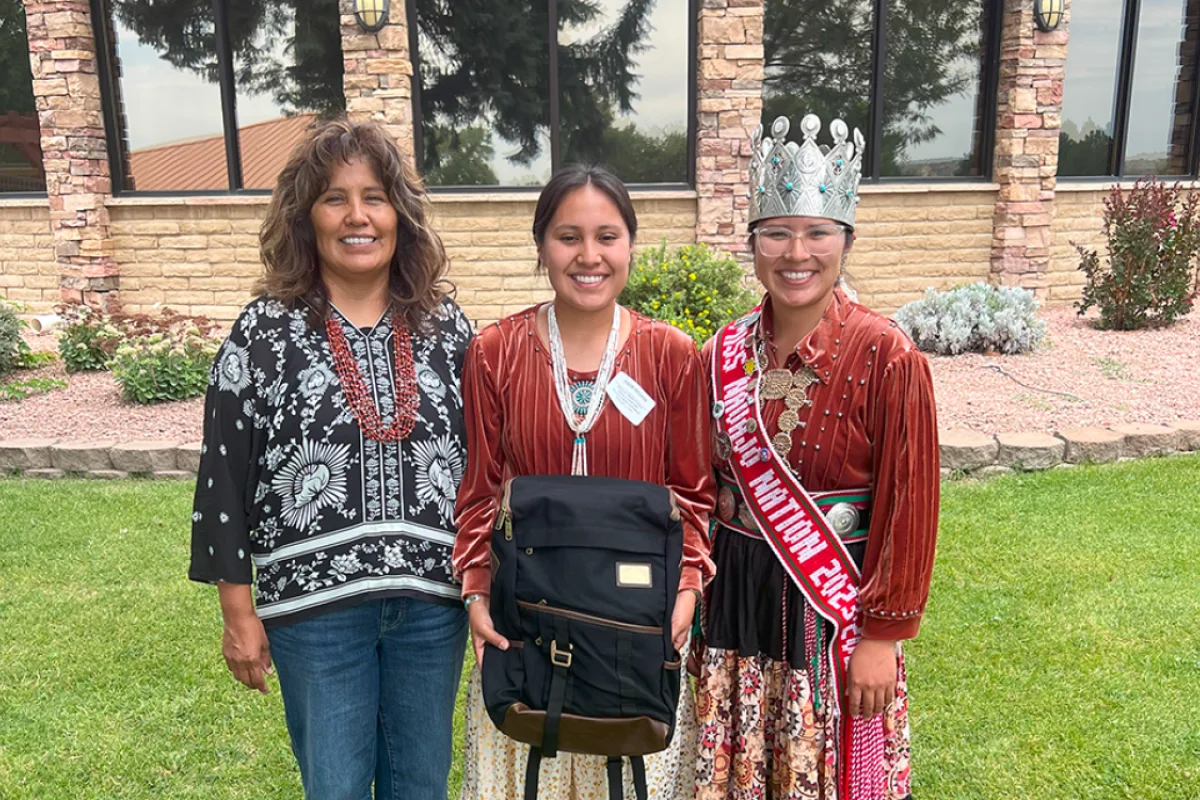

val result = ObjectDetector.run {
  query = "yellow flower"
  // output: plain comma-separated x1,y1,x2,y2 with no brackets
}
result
689,273,697,280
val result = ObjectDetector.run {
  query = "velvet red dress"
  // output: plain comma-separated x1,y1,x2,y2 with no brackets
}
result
453,305,717,799
695,289,939,800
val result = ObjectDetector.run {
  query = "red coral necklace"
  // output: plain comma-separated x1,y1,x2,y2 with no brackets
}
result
325,311,419,442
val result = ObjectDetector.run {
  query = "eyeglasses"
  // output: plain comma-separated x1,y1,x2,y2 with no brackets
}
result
753,224,848,258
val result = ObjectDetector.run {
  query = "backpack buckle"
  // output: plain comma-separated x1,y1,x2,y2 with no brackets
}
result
550,640,573,668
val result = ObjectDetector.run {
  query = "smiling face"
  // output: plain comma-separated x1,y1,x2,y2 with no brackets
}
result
752,215,848,313
538,184,633,314
310,158,399,286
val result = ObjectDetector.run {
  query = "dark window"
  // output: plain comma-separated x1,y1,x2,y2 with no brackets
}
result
763,0,999,181
1060,0,1199,178
0,0,46,193
96,0,343,193
410,0,696,188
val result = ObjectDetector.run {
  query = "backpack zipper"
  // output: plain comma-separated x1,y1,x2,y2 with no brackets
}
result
493,479,514,540
518,600,663,635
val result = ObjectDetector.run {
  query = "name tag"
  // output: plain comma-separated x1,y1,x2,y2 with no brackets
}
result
606,372,655,426
616,562,653,588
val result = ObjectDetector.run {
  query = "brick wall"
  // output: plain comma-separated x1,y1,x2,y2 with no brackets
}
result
108,194,700,325
852,187,998,314
0,202,59,305
110,199,268,320
1048,186,1109,304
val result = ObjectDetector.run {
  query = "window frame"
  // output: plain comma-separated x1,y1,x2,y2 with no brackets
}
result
1060,0,1200,180
860,0,1004,183
0,2,49,198
406,0,699,193
93,0,272,197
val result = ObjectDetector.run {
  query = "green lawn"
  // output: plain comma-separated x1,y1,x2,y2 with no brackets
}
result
1,457,1198,799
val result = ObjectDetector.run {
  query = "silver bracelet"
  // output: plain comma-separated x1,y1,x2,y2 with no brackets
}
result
463,593,485,609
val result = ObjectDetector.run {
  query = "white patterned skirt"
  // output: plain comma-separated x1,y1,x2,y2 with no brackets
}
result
459,665,698,800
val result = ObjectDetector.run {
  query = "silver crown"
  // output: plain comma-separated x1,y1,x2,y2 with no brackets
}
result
749,114,865,229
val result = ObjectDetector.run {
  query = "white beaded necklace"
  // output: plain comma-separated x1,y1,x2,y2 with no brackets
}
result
547,302,622,476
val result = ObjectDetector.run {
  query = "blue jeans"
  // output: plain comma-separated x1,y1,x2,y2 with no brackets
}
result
267,597,468,800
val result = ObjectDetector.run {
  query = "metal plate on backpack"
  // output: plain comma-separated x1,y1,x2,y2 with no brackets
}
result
616,562,654,588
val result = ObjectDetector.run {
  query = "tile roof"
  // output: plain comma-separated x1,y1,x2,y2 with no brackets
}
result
128,114,318,191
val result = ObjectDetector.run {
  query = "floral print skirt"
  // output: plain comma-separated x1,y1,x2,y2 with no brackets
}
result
694,646,911,800
460,666,699,800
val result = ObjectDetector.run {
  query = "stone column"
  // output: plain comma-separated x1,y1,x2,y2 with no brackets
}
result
989,0,1069,296
695,0,763,261
25,0,118,311
340,0,416,160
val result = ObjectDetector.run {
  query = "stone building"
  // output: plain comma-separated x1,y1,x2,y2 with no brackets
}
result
0,0,1196,324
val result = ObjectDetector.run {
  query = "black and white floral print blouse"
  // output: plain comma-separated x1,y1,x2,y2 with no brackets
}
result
189,296,473,628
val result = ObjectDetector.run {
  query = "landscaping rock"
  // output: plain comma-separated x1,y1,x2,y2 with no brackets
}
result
153,470,196,481
176,442,203,473
86,470,129,480
1056,427,1125,464
51,441,117,473
24,468,64,479
996,432,1065,470
1167,420,1200,451
0,438,59,471
1108,424,1182,458
975,465,1014,479
110,441,181,474
939,429,998,471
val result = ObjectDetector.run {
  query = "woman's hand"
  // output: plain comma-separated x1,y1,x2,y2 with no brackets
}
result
670,590,698,653
845,638,897,718
467,596,509,665
217,581,273,694
221,611,274,694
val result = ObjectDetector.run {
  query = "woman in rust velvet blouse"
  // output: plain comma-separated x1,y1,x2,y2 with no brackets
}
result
695,113,938,800
452,165,716,799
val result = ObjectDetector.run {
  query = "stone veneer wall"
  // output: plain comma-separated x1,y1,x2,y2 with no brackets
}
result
24,0,118,311
989,0,1068,296
851,187,998,314
0,202,59,305
695,0,762,260
340,0,415,158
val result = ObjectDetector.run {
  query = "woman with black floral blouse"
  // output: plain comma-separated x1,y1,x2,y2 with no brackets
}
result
189,120,471,800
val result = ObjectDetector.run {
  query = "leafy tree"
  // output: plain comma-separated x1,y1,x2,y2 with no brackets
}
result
762,0,984,176
422,125,498,185
1058,128,1113,177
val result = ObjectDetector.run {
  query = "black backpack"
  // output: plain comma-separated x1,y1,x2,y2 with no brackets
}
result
481,475,684,800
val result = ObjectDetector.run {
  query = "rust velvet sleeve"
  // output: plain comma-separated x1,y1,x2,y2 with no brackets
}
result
859,347,940,640
664,340,717,593
452,334,503,598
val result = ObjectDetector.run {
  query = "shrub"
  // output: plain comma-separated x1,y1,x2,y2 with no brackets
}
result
110,328,221,404
620,242,757,345
895,282,1046,356
0,302,22,376
57,305,120,372
103,309,222,404
1075,178,1200,330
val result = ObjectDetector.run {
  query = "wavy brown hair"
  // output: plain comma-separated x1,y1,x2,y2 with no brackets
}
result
257,119,450,331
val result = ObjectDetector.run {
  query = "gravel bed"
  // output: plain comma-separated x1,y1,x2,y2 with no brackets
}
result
1,306,1196,443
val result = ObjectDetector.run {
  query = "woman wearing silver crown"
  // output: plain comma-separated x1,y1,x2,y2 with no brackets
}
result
694,114,939,800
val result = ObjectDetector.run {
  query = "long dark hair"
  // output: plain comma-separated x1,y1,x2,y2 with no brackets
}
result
532,165,638,255
257,119,451,330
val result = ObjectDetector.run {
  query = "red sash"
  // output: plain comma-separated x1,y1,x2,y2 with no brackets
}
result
712,310,886,800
